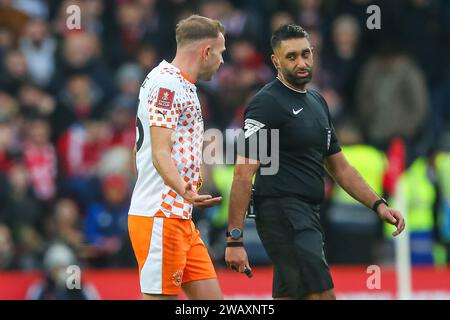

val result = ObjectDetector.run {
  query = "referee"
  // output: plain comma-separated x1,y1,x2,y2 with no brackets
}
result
224,24,405,300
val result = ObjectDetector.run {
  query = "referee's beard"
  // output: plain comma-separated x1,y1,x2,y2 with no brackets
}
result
281,65,313,89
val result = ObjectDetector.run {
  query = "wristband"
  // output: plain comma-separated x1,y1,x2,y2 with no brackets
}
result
372,198,388,213
226,242,244,247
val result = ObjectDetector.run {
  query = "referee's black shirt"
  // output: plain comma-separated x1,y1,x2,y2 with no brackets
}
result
238,78,341,205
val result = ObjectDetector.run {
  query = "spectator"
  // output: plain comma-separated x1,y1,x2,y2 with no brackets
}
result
135,44,159,74
23,116,57,202
0,223,16,269
80,0,105,35
4,164,43,269
111,0,173,63
0,111,18,173
19,18,56,87
57,119,110,206
0,1,29,45
4,164,40,231
54,74,104,137
49,32,115,108
0,173,10,222
270,11,295,34
18,83,55,118
12,0,48,19
45,198,86,259
397,1,450,149
199,0,264,48
0,27,14,63
97,147,134,181
107,97,136,149
355,41,429,159
26,242,99,300
115,63,143,100
326,0,378,53
306,28,340,118
84,174,131,268
290,0,324,30
322,14,365,115
0,50,30,95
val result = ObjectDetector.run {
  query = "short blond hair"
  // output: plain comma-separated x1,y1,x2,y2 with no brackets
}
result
175,15,225,47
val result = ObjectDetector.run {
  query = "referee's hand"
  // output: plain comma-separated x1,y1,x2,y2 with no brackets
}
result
225,246,252,276
377,204,406,237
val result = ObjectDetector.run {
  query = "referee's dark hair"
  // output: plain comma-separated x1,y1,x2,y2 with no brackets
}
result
271,24,310,51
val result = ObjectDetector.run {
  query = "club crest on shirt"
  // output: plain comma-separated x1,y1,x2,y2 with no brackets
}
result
156,88,175,110
172,269,183,287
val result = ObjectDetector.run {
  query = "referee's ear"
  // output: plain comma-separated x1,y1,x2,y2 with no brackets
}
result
271,54,280,71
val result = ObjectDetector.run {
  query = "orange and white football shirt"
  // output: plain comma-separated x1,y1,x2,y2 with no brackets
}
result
129,60,204,220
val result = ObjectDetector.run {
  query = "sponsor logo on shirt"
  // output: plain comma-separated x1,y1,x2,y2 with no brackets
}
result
292,107,304,115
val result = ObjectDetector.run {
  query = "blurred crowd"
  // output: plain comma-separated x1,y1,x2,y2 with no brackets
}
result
1,0,450,274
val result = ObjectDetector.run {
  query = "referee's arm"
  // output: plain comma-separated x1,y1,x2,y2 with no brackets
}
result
325,151,406,237
225,155,260,273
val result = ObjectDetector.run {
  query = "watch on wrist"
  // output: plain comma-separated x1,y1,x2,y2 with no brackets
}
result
372,198,388,213
226,228,243,240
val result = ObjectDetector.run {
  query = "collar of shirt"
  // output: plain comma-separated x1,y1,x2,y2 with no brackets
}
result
276,76,307,94
160,60,197,92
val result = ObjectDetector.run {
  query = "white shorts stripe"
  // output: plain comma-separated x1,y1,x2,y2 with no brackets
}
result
140,217,163,294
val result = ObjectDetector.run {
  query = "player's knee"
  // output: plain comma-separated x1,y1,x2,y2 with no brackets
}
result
142,293,178,300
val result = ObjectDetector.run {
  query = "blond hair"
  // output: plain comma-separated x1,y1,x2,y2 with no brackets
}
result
175,15,225,47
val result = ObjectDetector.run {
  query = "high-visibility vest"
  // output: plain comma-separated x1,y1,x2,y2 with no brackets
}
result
387,157,437,264
435,152,450,242
211,165,235,228
387,157,435,236
332,145,387,205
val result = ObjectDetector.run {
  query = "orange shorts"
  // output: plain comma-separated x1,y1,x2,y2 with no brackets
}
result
128,215,217,295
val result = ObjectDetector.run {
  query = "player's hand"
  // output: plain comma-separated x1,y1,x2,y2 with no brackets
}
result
181,182,222,208
377,204,406,237
225,246,252,275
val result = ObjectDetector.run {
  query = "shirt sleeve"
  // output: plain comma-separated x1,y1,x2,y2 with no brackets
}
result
311,90,341,157
327,122,341,156
324,112,341,157
237,92,283,161
147,78,183,130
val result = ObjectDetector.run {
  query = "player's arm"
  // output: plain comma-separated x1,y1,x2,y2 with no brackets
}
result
151,126,221,208
324,151,405,236
151,126,186,195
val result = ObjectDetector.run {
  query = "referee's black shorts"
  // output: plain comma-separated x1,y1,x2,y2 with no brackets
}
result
254,196,334,299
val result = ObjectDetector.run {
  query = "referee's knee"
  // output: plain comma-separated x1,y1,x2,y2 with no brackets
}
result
304,289,336,300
